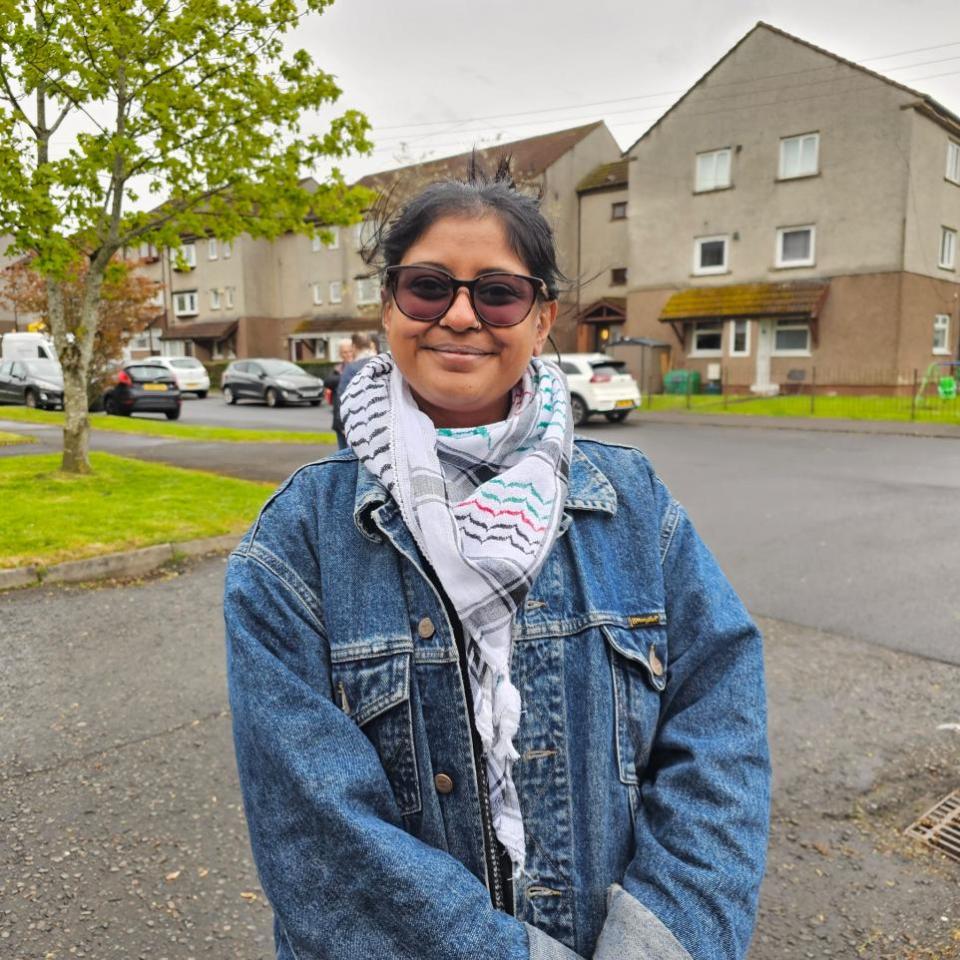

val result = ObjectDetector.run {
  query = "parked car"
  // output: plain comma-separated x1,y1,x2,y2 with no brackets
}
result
559,353,642,426
0,331,57,361
143,356,211,397
221,358,323,407
0,357,64,409
102,363,181,419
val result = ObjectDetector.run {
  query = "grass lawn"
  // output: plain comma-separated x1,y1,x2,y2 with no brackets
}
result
0,431,36,446
0,405,336,444
1,452,273,569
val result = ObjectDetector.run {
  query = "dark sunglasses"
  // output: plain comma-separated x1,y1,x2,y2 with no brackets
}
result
384,265,548,328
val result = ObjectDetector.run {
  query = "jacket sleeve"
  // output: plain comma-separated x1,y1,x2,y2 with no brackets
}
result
594,475,771,960
224,547,582,960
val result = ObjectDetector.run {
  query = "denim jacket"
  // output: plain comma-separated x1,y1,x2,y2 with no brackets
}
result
224,438,770,960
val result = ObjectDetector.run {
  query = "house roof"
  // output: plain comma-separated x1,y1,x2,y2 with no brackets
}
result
577,160,630,193
355,122,606,194
659,281,829,322
161,319,237,341
576,297,628,323
627,22,960,153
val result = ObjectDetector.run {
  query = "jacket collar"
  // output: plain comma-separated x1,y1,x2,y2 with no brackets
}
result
352,442,617,541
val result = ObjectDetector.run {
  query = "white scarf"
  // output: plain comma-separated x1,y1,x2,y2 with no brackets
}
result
341,354,573,869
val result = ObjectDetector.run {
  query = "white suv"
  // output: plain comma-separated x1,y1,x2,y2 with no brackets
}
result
559,353,641,426
144,356,211,397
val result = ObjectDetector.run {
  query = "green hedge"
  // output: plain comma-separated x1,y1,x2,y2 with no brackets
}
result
202,360,337,390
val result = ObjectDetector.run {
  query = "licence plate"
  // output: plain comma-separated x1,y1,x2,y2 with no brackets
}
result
615,399,634,408
143,383,168,391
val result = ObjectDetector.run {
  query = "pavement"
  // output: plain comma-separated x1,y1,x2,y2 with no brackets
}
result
0,556,958,959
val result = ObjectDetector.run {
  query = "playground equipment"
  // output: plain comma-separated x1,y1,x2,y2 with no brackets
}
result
916,361,960,403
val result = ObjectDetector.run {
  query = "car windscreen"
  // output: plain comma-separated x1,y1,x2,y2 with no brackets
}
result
589,362,627,377
23,359,62,378
127,365,171,382
258,360,304,376
169,358,204,369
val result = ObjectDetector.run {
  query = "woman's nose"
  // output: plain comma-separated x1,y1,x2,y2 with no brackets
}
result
439,287,481,331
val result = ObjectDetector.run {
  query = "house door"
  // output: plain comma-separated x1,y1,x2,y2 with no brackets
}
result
752,319,778,395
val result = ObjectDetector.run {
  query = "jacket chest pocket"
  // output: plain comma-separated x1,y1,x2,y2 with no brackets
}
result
602,622,668,785
330,648,422,817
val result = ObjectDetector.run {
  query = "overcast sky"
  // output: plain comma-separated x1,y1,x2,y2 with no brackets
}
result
298,0,960,183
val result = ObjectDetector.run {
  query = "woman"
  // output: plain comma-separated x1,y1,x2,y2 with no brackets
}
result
224,167,770,960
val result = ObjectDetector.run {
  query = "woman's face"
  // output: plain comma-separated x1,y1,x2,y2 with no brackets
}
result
382,214,556,429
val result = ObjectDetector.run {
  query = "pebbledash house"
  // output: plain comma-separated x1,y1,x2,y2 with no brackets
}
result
615,22,960,395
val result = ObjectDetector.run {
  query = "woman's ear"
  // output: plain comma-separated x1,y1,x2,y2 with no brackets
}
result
531,300,558,357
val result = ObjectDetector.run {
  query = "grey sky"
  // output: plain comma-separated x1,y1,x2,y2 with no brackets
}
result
300,0,960,183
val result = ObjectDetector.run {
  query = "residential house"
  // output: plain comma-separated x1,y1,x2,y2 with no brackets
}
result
620,22,960,394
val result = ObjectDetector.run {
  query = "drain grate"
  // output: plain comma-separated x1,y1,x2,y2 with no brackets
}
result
904,789,960,863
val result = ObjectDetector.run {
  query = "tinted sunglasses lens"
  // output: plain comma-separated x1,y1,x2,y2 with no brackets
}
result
474,274,536,326
394,268,453,321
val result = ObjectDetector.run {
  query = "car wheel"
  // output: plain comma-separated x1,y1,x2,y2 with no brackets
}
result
570,394,589,427
223,386,237,405
165,408,181,421
604,410,629,423
24,389,37,409
104,395,118,416
196,390,208,399
265,387,281,408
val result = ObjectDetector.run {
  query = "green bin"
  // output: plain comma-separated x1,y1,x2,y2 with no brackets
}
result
663,370,702,395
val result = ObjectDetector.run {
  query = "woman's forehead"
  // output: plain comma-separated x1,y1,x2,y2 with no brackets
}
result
401,214,528,274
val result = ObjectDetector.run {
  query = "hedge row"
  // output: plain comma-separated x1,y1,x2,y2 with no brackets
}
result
201,360,338,390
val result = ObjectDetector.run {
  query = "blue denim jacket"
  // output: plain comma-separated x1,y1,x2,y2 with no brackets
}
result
224,438,770,960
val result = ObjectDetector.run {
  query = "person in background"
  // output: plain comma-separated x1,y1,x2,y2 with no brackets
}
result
323,339,355,450
336,332,378,407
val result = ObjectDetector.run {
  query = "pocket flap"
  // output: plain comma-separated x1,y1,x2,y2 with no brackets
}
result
601,621,668,692
331,650,411,727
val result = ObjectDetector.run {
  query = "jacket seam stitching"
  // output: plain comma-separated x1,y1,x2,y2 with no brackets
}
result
235,546,327,637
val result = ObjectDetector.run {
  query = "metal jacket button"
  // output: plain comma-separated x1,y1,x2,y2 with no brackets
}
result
417,616,435,639
648,648,664,677
434,773,454,794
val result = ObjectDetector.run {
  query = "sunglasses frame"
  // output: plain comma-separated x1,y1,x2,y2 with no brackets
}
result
384,264,549,328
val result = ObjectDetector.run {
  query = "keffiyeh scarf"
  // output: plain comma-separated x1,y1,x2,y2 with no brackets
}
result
341,354,572,870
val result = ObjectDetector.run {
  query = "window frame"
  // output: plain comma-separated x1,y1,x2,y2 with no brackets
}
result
939,226,956,270
209,288,221,310
610,267,627,286
933,314,951,354
729,319,750,357
222,240,232,259
775,224,816,268
947,140,960,185
224,286,235,309
693,234,730,276
772,319,812,357
329,280,343,304
207,238,218,260
174,242,197,271
695,147,732,193
173,290,198,317
312,282,324,306
610,201,627,220
354,277,380,305
779,132,820,180
688,320,724,357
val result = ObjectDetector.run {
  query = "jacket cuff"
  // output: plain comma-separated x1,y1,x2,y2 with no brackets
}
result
526,922,584,960
592,885,692,960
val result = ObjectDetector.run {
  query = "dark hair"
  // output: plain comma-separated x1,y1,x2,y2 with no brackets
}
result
364,157,565,300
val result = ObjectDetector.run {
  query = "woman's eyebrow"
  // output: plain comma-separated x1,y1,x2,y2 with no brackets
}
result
407,260,522,276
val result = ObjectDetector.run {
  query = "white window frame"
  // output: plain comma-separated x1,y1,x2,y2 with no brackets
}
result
222,240,232,259
695,148,732,192
224,286,235,309
772,319,812,357
354,277,380,305
173,290,198,317
611,201,627,220
933,314,951,354
693,235,729,276
779,132,820,179
208,238,218,260
689,320,724,357
729,319,750,357
776,225,816,268
312,282,324,306
311,234,322,253
947,141,960,185
313,226,340,251
939,227,956,269
209,288,221,310
329,280,343,304
174,242,197,271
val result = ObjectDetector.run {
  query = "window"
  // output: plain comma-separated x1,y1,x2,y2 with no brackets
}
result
611,201,627,220
138,242,159,262
730,320,750,356
690,321,723,356
311,234,322,253
934,314,950,354
312,226,340,251
173,290,198,316
174,242,197,271
773,319,811,355
312,282,324,305
151,288,164,308
776,225,816,267
693,235,729,275
355,277,380,305
329,280,343,304
779,133,819,179
695,148,732,192
610,267,627,286
209,288,221,310
947,141,960,184
208,238,218,260
223,240,232,259
224,286,235,309
939,227,956,269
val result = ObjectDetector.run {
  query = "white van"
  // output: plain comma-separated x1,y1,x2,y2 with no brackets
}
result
0,332,57,361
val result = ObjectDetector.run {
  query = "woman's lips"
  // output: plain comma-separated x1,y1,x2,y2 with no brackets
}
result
423,344,495,356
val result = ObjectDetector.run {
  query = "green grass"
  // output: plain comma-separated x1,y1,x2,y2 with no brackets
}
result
1,452,273,569
0,431,35,446
646,393,960,424
0,405,336,444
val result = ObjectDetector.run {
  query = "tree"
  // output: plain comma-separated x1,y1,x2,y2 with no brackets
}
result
0,0,372,472
0,255,164,404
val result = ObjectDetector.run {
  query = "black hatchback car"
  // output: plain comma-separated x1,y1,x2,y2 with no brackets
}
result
103,363,182,419
0,358,64,409
221,358,323,407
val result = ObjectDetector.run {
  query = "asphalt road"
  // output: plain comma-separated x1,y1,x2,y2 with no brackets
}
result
175,393,335,431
